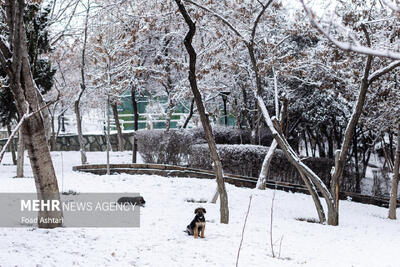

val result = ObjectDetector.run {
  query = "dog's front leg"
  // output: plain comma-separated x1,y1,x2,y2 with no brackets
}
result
194,225,199,238
200,225,205,238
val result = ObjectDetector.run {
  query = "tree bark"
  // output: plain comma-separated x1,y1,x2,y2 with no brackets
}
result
182,98,195,129
388,122,400,219
175,0,229,224
6,124,17,165
74,100,87,164
330,53,373,225
165,97,174,133
111,102,124,151
73,2,90,165
16,128,24,178
2,0,63,228
131,86,139,163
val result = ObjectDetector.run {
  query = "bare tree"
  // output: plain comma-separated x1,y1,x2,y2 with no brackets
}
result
174,0,229,224
187,0,329,224
301,0,400,224
74,0,90,165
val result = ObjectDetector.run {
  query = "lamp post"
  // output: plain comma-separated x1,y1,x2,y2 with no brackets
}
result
220,91,230,126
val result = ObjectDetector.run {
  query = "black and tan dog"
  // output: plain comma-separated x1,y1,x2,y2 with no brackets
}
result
186,208,206,238
117,196,146,207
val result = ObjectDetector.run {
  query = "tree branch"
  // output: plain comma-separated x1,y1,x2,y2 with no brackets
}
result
368,60,400,85
300,0,400,60
250,0,273,44
185,0,247,44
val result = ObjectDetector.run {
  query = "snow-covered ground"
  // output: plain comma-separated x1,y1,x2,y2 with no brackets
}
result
0,151,399,267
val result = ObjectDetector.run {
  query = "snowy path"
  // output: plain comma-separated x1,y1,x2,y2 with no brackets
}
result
0,151,399,266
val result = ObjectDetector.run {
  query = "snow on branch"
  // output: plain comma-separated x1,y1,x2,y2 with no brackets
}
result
382,0,400,12
300,0,400,60
368,60,400,85
184,0,247,43
0,93,60,165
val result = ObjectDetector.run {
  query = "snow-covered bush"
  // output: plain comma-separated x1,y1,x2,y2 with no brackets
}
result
136,126,273,165
136,129,198,165
189,144,357,190
189,144,269,177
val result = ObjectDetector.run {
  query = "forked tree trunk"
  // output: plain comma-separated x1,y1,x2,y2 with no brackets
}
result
111,102,124,151
6,124,17,165
131,87,139,163
388,123,400,219
175,0,229,224
16,129,24,178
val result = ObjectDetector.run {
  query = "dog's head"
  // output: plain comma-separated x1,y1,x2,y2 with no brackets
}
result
194,207,206,217
137,196,145,205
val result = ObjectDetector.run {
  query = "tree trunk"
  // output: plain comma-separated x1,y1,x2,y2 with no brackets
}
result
111,102,124,151
3,0,63,228
353,130,361,193
6,124,17,165
131,87,139,163
231,97,243,144
388,123,400,219
330,54,373,226
182,98,195,129
175,0,229,224
73,0,90,165
256,139,278,189
16,128,24,178
74,100,87,164
165,98,174,133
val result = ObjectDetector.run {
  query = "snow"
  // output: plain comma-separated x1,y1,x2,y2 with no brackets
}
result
0,151,399,266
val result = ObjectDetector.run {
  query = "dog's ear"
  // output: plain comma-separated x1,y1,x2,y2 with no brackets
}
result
194,208,199,214
202,208,206,214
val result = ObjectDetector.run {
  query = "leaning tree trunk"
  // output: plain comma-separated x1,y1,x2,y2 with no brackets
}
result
175,0,229,224
3,0,63,228
16,128,24,178
330,54,373,225
131,86,139,163
111,102,124,151
6,124,17,165
182,98,195,129
388,122,400,219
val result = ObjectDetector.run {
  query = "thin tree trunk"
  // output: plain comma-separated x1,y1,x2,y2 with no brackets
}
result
231,96,243,144
330,52,373,225
256,139,278,189
182,98,195,129
300,172,326,223
353,130,360,193
165,98,174,133
106,95,111,174
175,0,229,224
74,1,90,165
388,123,400,219
131,86,139,163
111,102,124,151
6,124,17,165
16,128,24,178
74,101,87,164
